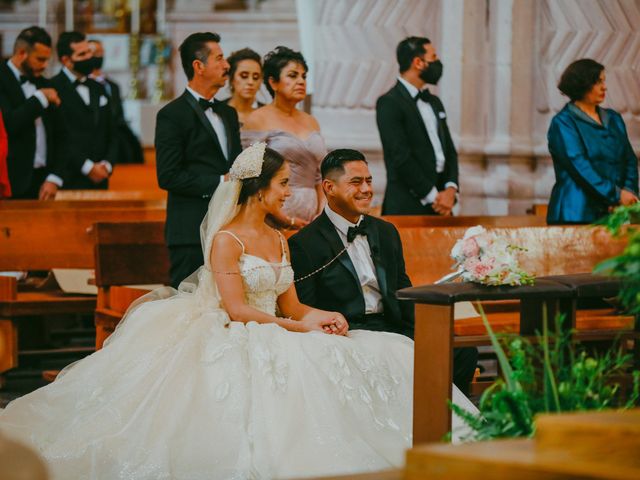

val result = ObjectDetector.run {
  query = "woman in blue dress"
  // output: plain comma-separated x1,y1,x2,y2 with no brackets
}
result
547,58,638,224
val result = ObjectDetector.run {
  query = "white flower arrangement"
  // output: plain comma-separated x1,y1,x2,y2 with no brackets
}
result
447,226,535,286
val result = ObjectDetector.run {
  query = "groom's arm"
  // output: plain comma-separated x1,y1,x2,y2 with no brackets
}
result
392,226,415,336
288,236,318,307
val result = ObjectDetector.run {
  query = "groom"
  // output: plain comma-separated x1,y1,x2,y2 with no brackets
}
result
289,149,477,394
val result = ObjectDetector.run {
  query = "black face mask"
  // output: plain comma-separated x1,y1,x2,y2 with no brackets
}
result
419,59,443,85
73,57,95,76
91,56,104,70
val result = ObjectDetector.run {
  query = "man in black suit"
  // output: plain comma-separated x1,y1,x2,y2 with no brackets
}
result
376,36,459,216
51,31,117,190
155,32,242,288
0,26,67,199
89,39,143,164
289,149,477,394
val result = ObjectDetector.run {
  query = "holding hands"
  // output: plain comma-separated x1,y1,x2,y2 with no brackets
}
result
300,310,349,336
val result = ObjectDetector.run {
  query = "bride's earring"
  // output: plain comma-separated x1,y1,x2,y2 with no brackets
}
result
258,193,263,202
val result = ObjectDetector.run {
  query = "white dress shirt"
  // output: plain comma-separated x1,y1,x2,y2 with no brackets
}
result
7,60,62,187
324,205,383,314
186,86,228,160
62,67,113,177
397,76,457,205
186,86,229,189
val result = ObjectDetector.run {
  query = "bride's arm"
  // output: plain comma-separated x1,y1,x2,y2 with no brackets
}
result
211,233,336,333
277,241,349,336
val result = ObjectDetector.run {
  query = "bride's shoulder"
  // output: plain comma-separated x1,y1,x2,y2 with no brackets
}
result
212,229,245,258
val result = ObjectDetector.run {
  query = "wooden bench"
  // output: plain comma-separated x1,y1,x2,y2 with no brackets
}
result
406,409,640,479
382,215,547,228
0,203,167,376
0,206,166,270
93,221,170,349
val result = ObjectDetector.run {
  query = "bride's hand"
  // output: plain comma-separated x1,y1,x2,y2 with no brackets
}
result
301,311,349,335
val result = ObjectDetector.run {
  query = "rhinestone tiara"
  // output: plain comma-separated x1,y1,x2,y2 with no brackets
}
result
229,142,266,181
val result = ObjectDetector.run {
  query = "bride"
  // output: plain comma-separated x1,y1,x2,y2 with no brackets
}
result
0,143,474,479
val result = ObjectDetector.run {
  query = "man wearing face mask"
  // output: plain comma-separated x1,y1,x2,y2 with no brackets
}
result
0,26,67,199
88,39,143,164
376,36,459,215
51,31,117,189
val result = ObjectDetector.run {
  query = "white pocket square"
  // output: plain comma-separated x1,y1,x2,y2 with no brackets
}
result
438,111,447,119
99,95,108,107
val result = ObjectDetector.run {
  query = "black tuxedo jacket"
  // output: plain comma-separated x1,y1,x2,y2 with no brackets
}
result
155,91,242,246
0,62,68,196
376,81,459,214
100,77,143,164
51,71,118,189
289,212,414,337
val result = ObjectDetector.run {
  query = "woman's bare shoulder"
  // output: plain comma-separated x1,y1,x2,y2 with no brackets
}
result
243,106,272,130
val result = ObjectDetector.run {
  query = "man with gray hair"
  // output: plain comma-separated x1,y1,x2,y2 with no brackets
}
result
155,32,242,287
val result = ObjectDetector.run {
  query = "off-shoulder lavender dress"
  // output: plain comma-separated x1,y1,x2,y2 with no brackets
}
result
242,130,326,222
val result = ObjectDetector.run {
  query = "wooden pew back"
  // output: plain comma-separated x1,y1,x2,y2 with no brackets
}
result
397,226,625,286
0,207,166,270
383,215,547,228
93,221,169,287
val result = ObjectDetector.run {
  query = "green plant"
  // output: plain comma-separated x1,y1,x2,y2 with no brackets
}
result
594,203,640,315
451,306,640,441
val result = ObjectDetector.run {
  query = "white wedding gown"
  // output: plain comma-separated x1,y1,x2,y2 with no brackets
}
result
0,232,476,479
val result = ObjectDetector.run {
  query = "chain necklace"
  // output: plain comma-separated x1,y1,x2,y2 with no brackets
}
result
211,243,352,283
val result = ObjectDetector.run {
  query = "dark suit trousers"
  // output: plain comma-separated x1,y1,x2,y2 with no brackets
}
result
11,168,48,200
168,245,204,289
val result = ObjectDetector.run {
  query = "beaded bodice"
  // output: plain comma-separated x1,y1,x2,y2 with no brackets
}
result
237,253,293,315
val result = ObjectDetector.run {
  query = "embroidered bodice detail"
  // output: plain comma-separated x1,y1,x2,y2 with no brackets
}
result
218,230,293,315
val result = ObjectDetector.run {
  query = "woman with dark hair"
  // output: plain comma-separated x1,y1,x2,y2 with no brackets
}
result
547,58,639,224
0,143,476,478
223,47,264,125
243,46,326,230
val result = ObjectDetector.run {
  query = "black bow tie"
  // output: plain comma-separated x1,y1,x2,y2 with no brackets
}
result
199,98,223,114
19,75,28,84
414,89,430,102
73,78,86,87
346,222,368,243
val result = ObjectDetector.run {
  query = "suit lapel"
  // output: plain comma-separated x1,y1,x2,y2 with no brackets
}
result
363,217,388,298
1,62,27,103
183,91,226,161
316,212,361,290
88,81,100,125
394,81,430,140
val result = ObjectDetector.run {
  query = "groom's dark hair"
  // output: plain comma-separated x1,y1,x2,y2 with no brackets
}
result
396,36,431,73
321,149,367,180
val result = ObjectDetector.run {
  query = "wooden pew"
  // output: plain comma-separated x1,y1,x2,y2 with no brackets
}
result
55,189,166,201
0,199,166,210
383,215,547,228
92,221,170,349
0,207,166,270
406,409,640,479
0,204,167,375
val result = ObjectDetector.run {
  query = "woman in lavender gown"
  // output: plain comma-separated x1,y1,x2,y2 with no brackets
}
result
243,46,326,230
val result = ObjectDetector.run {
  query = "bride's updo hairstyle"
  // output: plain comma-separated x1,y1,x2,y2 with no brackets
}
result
263,46,308,97
237,147,285,205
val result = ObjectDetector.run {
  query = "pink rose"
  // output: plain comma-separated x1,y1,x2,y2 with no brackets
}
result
461,238,480,258
472,258,494,279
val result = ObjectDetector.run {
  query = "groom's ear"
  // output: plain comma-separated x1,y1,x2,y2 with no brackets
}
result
321,178,334,197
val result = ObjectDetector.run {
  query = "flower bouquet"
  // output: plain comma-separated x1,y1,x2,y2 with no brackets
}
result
439,226,534,286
